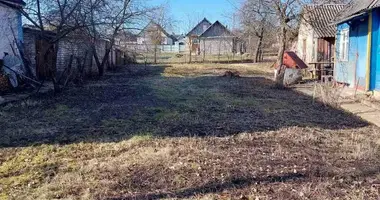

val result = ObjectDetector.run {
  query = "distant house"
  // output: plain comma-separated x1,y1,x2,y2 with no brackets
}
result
334,0,380,91
0,0,25,57
137,22,176,45
186,18,213,53
116,31,138,47
173,34,186,45
186,18,241,55
199,21,237,55
297,4,345,64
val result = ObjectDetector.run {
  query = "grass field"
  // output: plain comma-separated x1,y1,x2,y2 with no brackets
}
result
1,63,380,199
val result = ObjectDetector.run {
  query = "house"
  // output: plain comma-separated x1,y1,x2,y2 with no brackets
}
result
200,21,237,55
137,22,176,45
334,0,380,92
0,0,25,57
297,4,345,64
186,18,213,53
173,34,186,45
186,18,241,55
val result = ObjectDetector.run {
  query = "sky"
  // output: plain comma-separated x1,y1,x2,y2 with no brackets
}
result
146,0,241,34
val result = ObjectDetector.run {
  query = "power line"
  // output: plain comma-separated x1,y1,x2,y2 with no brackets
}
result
225,0,239,10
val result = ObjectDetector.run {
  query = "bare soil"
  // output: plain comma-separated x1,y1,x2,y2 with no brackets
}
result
1,64,380,200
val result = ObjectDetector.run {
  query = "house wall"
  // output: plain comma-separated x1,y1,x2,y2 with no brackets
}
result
336,22,357,87
0,3,23,57
335,16,369,89
336,8,380,92
57,38,111,75
297,20,317,64
201,37,234,55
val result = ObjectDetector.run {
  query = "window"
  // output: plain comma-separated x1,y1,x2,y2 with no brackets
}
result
339,29,349,61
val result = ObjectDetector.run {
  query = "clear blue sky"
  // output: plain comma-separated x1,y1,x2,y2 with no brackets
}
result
146,0,241,34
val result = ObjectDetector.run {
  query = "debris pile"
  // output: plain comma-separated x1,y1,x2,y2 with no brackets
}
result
223,70,241,78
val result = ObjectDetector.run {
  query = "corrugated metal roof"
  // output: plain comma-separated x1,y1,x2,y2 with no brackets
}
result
0,0,26,6
334,0,380,23
199,21,234,38
304,4,345,38
186,18,212,37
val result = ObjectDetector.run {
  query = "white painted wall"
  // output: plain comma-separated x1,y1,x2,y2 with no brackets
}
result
297,19,317,65
0,3,22,58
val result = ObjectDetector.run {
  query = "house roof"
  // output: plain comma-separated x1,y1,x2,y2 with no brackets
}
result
0,0,26,8
303,4,345,38
186,18,212,37
334,0,379,24
199,21,234,38
138,21,176,41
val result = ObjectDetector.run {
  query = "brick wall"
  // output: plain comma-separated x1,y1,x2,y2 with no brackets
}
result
23,31,120,79
23,31,36,76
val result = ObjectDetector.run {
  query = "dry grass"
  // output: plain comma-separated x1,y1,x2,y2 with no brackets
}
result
161,63,274,77
1,64,380,200
136,53,253,64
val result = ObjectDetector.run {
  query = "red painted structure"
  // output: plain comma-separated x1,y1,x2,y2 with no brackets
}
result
281,51,308,69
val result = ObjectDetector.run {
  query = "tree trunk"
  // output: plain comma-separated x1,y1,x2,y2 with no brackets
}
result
154,44,157,64
92,45,104,77
277,26,286,67
254,37,263,63
203,39,206,62
188,37,192,63
254,26,264,63
93,42,113,77
275,24,287,87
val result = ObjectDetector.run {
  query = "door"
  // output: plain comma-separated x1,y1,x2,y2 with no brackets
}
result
36,39,56,80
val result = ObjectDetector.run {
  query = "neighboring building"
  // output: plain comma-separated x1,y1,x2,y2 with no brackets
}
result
297,4,344,65
137,22,176,45
199,21,236,55
173,34,186,45
116,31,138,47
334,0,380,91
0,0,25,57
23,26,56,78
186,18,241,55
23,26,122,79
186,18,213,53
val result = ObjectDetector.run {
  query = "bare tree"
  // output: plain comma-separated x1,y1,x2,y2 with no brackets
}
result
239,0,277,63
21,0,88,92
82,0,147,76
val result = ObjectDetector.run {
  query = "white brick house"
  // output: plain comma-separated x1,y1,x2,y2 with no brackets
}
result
0,0,25,57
